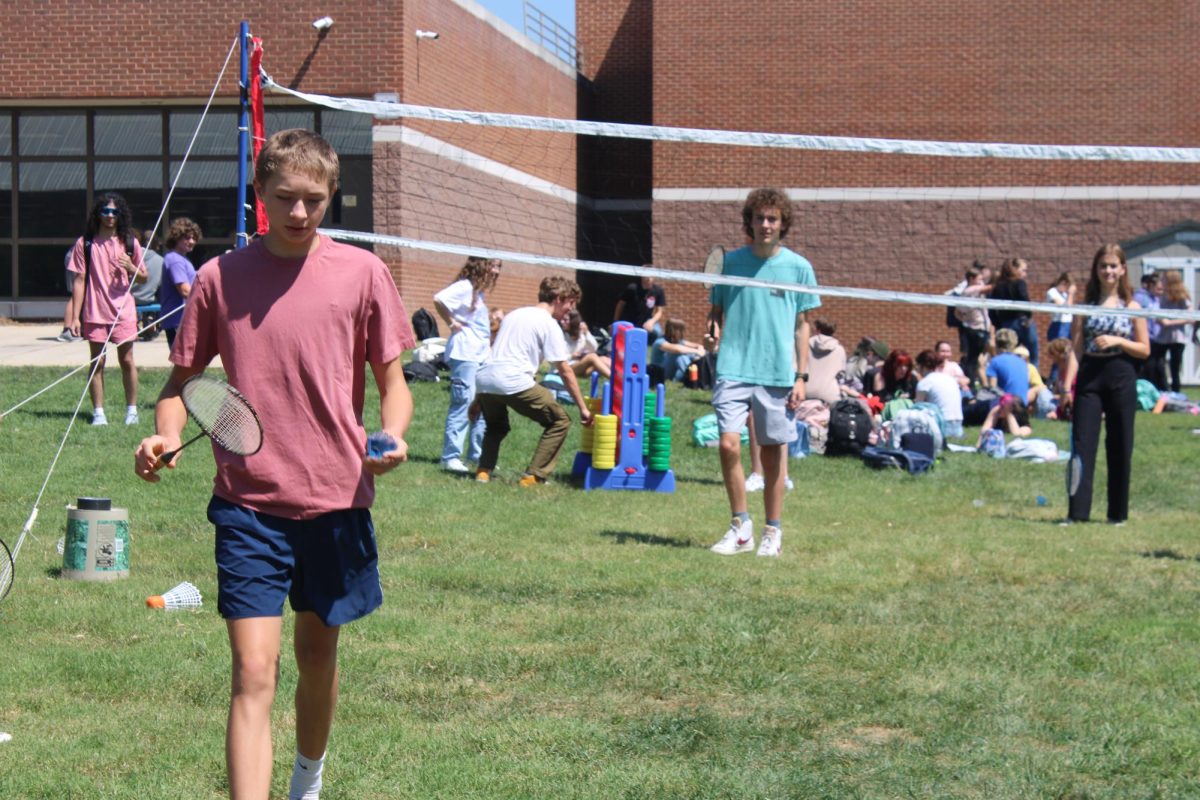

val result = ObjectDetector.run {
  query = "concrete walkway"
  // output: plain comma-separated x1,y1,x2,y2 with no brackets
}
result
0,323,182,368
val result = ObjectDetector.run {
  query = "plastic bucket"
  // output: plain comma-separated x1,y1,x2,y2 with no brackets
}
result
62,497,130,581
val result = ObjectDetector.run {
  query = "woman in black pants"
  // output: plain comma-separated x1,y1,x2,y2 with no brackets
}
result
1061,244,1149,525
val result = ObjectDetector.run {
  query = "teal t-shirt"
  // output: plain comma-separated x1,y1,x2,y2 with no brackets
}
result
710,246,821,387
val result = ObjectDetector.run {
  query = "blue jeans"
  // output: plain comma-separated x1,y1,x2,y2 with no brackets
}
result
442,358,483,462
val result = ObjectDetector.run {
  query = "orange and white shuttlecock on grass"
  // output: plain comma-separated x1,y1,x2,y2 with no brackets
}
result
146,581,202,610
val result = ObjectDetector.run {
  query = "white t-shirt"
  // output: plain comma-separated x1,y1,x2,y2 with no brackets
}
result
476,305,570,395
1046,286,1073,325
916,371,963,423
434,278,490,362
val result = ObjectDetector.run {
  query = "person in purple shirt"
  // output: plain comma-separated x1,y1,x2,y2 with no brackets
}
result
159,217,202,350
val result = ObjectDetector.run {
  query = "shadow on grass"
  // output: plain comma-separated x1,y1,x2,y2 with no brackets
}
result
19,409,82,421
599,529,695,548
45,566,62,578
1139,548,1200,562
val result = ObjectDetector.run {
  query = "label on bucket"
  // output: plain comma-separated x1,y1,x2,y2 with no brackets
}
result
64,517,130,572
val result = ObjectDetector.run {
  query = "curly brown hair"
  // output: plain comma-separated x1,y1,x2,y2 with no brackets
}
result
165,217,203,249
457,256,501,292
741,188,794,240
538,276,582,304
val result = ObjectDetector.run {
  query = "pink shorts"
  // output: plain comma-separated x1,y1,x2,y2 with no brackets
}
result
83,319,137,345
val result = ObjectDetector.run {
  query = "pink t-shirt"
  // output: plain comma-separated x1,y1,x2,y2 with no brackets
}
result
171,237,414,519
67,235,145,326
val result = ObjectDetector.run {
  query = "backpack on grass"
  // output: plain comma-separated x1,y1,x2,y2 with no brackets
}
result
861,445,934,475
402,360,439,383
411,307,439,342
826,398,873,456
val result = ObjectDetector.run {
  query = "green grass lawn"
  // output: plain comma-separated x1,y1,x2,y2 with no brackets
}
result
1,366,1199,799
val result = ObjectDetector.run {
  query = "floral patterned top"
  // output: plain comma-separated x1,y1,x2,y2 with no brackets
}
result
1083,302,1133,356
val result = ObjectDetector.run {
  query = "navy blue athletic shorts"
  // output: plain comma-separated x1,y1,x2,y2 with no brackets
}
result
208,496,383,626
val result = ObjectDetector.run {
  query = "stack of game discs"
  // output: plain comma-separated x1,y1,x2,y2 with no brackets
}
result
591,414,618,469
645,416,672,471
642,392,657,456
581,396,603,453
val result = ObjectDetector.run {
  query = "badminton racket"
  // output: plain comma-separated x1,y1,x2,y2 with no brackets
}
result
157,375,264,467
702,245,725,289
0,537,13,603
703,245,725,339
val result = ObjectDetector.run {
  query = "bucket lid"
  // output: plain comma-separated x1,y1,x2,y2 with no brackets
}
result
76,497,112,511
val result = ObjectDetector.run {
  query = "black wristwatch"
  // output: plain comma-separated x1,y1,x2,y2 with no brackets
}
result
797,372,809,382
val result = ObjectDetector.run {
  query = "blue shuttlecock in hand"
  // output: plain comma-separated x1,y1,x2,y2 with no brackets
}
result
366,431,397,459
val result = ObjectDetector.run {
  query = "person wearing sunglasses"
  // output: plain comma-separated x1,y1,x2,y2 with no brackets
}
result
66,192,148,425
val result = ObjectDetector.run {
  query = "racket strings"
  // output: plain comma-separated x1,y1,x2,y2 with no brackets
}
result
0,540,13,600
181,378,263,456
208,398,262,454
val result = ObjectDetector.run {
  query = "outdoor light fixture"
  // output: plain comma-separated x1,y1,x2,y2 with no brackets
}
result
312,16,334,31
415,30,440,39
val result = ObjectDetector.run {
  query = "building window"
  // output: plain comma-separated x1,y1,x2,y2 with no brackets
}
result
0,106,374,308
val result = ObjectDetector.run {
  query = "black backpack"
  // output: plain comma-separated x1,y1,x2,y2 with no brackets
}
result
826,398,873,457
411,307,438,342
402,360,440,383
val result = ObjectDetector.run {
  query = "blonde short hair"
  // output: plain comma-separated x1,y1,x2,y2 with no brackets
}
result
254,129,339,193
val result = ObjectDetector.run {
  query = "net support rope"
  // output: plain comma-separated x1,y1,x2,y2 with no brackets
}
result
6,37,240,568
320,228,1200,324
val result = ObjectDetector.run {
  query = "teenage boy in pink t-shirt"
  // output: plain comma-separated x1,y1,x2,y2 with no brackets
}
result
134,129,414,800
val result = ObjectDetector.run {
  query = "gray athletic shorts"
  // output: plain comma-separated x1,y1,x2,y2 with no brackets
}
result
711,379,796,445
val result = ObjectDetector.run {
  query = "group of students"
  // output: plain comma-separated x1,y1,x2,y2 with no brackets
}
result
109,124,1177,799
59,193,204,426
1133,269,1197,394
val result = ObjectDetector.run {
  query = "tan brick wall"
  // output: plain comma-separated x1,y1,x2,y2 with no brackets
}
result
577,0,1200,371
375,136,576,334
652,197,1200,372
649,1,1200,188
0,0,405,100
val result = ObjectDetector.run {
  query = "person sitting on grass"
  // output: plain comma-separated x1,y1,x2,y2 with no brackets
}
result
1015,345,1057,418
976,392,1032,449
474,276,594,486
986,327,1030,400
561,309,610,380
649,318,708,383
134,128,415,800
865,349,917,401
915,349,964,438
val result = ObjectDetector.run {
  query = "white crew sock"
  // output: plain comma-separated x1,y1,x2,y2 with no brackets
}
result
288,751,325,800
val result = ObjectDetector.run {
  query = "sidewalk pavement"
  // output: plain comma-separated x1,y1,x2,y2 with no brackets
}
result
0,323,193,368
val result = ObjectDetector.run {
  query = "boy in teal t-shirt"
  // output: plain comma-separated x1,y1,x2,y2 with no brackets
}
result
708,188,820,558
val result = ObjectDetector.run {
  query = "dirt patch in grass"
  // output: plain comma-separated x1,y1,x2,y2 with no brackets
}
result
832,725,915,752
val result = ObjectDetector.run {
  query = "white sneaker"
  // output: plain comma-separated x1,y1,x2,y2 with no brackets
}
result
55,328,74,343
442,457,470,474
124,408,139,425
91,410,108,426
710,518,754,555
744,472,765,492
757,525,782,557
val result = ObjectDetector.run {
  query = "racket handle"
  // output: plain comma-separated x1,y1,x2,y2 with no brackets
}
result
157,431,206,468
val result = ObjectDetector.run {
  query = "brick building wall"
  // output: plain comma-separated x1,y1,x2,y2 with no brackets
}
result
0,0,404,100
579,0,1200,370
0,0,579,330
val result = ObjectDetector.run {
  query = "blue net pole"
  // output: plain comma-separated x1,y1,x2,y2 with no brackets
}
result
236,20,250,248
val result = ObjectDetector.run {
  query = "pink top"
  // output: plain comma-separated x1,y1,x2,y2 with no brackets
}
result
171,237,414,519
67,235,145,325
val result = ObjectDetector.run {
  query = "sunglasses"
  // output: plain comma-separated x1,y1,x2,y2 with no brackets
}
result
98,207,119,217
